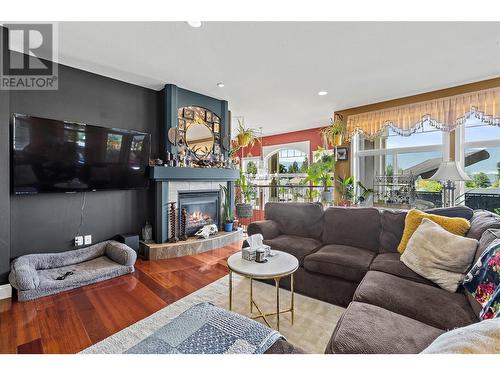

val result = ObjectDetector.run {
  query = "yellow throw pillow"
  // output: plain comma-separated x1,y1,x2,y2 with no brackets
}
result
397,209,471,254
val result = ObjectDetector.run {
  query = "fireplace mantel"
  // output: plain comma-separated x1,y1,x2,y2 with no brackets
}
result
149,166,239,181
150,166,238,243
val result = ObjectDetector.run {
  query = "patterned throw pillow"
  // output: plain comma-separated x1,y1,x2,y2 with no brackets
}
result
463,239,500,320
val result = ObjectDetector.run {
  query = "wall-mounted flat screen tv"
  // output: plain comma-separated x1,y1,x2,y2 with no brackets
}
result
11,114,151,195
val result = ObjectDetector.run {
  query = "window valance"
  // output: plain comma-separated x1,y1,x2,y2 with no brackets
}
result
346,87,500,140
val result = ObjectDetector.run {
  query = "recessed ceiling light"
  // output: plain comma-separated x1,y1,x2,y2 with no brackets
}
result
216,82,225,88
187,21,202,28
318,90,328,96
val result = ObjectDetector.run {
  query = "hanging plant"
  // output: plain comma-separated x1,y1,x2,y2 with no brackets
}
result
236,118,260,149
321,115,347,147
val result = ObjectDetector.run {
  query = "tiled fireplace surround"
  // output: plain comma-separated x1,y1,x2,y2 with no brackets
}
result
145,166,241,260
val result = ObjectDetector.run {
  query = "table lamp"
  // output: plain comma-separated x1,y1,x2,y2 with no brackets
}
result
430,161,471,207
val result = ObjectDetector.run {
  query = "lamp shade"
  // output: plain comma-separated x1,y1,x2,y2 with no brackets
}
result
430,161,471,182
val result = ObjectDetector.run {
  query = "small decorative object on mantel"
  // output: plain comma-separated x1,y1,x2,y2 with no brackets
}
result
153,158,164,166
169,202,179,243
141,221,153,243
168,128,180,145
179,208,188,241
195,224,218,239
222,136,230,151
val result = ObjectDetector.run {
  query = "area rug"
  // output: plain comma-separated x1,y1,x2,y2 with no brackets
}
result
80,274,345,354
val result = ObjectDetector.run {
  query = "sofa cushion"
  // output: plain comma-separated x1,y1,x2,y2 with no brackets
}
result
379,206,474,254
264,202,324,239
397,209,471,254
425,206,474,221
322,207,381,251
353,271,479,330
379,209,407,253
326,302,444,354
247,220,281,240
401,218,478,293
264,235,321,264
369,253,437,286
303,244,375,282
467,210,500,240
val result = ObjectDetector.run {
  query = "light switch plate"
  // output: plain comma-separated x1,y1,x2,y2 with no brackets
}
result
84,235,92,245
75,236,84,246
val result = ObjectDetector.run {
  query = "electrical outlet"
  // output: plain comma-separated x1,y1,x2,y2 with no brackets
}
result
84,235,92,245
75,236,84,246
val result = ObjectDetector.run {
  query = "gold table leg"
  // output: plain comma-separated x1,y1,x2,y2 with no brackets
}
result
229,270,232,311
291,273,295,324
250,278,253,313
230,269,296,331
275,277,280,331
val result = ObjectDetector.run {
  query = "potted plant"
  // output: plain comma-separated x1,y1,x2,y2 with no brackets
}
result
336,175,355,206
321,115,346,147
220,184,234,231
235,170,255,218
304,153,335,203
356,181,374,207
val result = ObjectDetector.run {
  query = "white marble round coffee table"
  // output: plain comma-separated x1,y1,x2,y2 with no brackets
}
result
227,250,299,331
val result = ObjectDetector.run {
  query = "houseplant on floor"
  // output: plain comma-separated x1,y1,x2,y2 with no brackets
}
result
235,170,255,218
303,153,335,204
220,184,235,232
356,181,374,207
336,175,355,206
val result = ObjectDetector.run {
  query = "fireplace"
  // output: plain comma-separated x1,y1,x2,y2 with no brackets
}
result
178,190,220,236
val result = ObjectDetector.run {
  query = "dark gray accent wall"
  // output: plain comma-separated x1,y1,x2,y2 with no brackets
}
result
0,28,11,283
8,60,160,259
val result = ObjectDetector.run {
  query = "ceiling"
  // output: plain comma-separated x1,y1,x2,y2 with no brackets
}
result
43,22,500,134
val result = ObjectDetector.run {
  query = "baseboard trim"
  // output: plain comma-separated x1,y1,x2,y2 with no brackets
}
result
0,283,12,300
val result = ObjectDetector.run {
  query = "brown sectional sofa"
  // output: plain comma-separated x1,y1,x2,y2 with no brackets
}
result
248,203,500,354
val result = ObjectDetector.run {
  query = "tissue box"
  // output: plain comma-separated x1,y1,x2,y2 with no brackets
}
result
242,245,271,261
242,247,256,261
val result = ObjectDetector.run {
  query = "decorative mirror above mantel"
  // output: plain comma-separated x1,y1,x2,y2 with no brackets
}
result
185,120,214,158
175,106,224,160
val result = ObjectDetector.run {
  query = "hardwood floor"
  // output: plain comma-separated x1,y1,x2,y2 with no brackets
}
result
0,242,241,354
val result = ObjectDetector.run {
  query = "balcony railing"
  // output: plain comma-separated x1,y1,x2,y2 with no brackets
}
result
235,184,500,228
235,184,329,227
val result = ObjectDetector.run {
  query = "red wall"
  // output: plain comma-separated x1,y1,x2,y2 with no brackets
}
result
238,127,326,161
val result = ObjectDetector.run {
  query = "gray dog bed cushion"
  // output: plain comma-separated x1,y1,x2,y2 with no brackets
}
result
9,240,137,301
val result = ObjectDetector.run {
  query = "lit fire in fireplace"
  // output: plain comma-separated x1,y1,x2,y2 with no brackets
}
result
187,210,214,228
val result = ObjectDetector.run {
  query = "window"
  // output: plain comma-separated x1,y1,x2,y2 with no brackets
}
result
457,118,500,211
353,121,447,206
